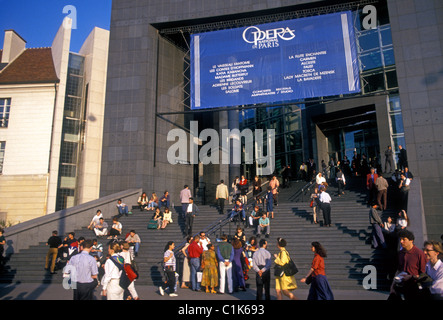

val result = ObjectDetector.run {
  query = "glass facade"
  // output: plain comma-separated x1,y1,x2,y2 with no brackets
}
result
55,53,86,211
357,24,397,93
239,105,303,178
388,95,406,163
238,2,403,179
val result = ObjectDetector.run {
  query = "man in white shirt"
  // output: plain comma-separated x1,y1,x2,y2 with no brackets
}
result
299,162,307,181
116,199,129,217
319,186,332,227
398,173,411,211
88,210,103,230
336,168,346,196
199,232,211,251
94,218,108,237
185,198,199,236
108,218,122,239
316,172,326,187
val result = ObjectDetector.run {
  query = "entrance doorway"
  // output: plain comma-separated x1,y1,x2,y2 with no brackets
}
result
313,104,381,174
341,127,379,165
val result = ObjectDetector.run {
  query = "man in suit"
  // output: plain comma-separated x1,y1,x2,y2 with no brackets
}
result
366,167,379,206
185,197,199,236
403,167,413,180
369,205,387,249
398,145,408,171
384,145,394,174
307,158,316,182
215,180,229,215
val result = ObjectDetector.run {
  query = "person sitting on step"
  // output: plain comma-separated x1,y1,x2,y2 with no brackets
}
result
229,199,246,222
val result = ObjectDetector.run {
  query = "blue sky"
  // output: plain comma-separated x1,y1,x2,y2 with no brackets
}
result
0,0,112,53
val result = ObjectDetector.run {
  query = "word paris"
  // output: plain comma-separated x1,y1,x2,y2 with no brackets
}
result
167,121,275,175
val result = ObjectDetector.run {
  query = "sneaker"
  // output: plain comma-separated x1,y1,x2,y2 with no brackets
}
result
159,286,164,296
169,293,178,297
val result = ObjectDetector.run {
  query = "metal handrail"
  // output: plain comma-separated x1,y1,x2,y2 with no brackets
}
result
287,179,315,202
288,165,334,202
156,176,313,270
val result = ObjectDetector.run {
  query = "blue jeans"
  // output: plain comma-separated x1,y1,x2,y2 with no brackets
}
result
190,257,201,291
160,200,170,209
147,202,158,209
181,203,189,218
118,205,128,216
229,209,245,220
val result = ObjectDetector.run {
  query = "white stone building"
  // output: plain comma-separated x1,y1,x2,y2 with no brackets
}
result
0,19,109,224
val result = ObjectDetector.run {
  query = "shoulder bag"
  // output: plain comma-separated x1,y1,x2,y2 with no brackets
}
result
274,250,298,277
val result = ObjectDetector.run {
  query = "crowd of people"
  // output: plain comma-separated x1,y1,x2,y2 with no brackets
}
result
151,174,336,300
39,187,185,300
302,146,443,300
2,143,440,301
40,199,143,300
160,232,334,300
39,153,442,301
47,229,141,300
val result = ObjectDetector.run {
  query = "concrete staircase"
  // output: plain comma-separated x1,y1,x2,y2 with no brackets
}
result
269,177,394,291
0,177,394,293
0,203,223,285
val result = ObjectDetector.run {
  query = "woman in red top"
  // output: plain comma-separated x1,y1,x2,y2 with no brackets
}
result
239,175,248,204
301,242,334,300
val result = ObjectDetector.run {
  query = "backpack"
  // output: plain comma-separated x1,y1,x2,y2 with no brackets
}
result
110,257,131,290
147,219,158,229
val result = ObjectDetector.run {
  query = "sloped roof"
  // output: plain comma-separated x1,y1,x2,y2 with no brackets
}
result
0,48,59,85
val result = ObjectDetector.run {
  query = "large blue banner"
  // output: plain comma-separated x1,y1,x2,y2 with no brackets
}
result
191,11,360,109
